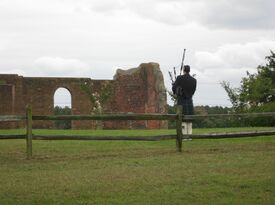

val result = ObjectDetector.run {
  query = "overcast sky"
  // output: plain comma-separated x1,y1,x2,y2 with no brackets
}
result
1,0,275,107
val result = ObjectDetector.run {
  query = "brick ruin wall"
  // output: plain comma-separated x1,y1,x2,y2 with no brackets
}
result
0,63,167,129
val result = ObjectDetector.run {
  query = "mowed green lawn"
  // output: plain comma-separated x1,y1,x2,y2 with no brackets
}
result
0,128,274,205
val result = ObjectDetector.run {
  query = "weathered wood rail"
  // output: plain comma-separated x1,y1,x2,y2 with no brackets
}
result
32,114,178,121
0,105,184,158
1,105,275,159
0,115,26,121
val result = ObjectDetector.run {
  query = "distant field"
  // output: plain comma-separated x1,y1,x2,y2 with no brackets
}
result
0,128,274,205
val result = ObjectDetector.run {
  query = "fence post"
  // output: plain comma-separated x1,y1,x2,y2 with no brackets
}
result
176,105,183,152
26,104,33,159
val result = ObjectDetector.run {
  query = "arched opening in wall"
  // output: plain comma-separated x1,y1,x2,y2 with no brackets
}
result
54,87,72,129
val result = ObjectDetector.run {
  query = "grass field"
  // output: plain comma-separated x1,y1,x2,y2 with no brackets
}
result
0,127,275,205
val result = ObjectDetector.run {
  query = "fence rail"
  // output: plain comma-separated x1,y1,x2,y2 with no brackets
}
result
0,105,183,159
32,135,176,141
0,134,26,140
2,112,275,122
0,105,275,159
183,112,275,120
0,115,26,121
32,114,178,121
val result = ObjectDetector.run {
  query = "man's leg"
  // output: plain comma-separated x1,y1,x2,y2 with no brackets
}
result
187,122,192,135
182,122,188,135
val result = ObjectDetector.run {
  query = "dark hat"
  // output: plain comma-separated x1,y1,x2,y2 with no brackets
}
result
184,65,190,73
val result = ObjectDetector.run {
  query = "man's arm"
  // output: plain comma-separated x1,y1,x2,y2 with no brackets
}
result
172,76,180,94
192,79,197,95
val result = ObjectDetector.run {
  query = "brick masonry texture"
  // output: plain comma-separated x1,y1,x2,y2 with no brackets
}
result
0,63,167,129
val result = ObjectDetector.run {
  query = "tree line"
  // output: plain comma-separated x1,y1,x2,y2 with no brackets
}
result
168,105,235,128
54,106,71,129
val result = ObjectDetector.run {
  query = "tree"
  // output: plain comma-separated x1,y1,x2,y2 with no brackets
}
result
54,106,71,129
222,51,275,111
221,51,275,126
167,104,233,128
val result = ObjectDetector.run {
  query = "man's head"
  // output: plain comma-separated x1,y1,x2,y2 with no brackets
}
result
184,65,190,73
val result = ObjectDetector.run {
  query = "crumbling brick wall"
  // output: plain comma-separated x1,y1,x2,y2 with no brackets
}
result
0,63,167,129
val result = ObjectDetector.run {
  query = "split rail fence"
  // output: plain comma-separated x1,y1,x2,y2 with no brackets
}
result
0,105,275,159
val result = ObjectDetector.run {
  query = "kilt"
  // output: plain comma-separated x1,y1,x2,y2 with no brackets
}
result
178,97,194,115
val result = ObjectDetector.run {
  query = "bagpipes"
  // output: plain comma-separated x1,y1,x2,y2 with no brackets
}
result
169,49,186,84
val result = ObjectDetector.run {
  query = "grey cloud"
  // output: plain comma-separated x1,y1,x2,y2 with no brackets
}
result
195,40,275,71
2,0,274,30
7,0,271,30
93,0,275,29
89,0,124,13
32,56,91,77
197,0,275,29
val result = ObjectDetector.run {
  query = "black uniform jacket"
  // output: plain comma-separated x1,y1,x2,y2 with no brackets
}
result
172,73,197,99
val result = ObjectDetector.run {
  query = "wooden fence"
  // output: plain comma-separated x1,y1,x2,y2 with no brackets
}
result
0,105,275,159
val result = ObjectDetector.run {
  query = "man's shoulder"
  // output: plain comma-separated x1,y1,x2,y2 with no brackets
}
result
187,74,196,81
177,74,196,82
183,74,194,79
